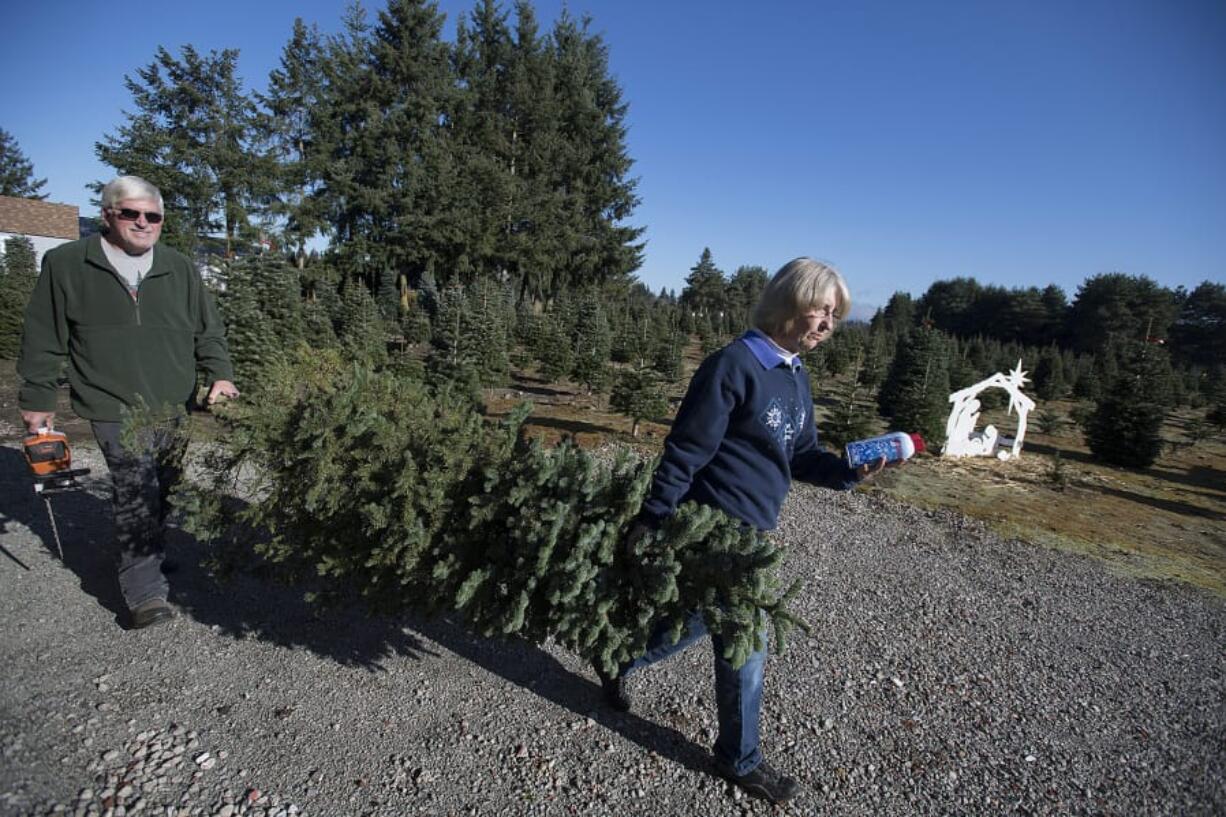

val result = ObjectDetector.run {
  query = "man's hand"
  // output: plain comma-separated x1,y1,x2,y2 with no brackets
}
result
855,455,889,482
206,380,240,406
22,410,55,434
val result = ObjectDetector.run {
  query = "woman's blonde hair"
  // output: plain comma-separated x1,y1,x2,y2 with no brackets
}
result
752,257,851,337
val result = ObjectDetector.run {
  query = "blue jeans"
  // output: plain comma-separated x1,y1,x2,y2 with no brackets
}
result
624,609,768,776
92,419,185,609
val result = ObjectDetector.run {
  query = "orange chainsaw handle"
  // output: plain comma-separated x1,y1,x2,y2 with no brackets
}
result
24,427,73,477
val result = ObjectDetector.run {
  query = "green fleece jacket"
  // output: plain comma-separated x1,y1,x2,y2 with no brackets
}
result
18,234,234,422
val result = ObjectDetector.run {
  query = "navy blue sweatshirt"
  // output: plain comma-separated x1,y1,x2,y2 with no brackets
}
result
640,331,859,530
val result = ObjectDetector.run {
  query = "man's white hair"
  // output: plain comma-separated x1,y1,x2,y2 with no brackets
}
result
100,176,164,211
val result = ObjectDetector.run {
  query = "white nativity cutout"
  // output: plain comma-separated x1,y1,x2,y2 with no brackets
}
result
943,360,1037,461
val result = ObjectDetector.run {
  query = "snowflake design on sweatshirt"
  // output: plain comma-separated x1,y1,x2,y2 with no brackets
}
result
760,398,804,455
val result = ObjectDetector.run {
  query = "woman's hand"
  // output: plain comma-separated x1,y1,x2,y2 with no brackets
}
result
856,455,889,482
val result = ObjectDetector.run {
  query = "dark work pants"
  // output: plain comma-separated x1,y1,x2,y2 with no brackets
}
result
91,419,185,609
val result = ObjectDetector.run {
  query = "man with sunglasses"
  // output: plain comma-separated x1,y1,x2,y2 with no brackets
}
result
18,175,238,629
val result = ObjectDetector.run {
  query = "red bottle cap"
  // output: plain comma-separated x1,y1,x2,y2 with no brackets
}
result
909,433,926,454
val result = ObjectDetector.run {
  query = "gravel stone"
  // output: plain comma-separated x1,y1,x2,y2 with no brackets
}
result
2,442,1224,815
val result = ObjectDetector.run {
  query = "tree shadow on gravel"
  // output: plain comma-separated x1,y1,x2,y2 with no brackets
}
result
160,523,438,670
2,443,712,775
0,445,433,667
404,615,715,777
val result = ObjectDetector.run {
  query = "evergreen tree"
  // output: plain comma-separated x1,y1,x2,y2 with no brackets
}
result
217,259,282,385
877,325,951,445
1085,340,1174,468
1169,281,1226,370
1066,273,1178,354
610,366,669,437
1032,344,1066,401
533,310,574,382
430,282,471,367
400,295,433,344
916,277,980,337
571,297,612,393
823,349,881,449
467,276,511,387
338,279,388,368
96,46,267,257
259,18,329,267
1072,354,1099,400
0,128,47,199
178,350,806,676
547,11,644,290
651,327,684,383
310,0,458,282
302,298,339,349
680,247,725,317
697,313,723,357
872,291,917,339
0,237,38,359
451,0,517,279
727,265,767,331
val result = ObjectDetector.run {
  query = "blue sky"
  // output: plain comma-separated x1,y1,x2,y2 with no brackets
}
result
4,0,1224,316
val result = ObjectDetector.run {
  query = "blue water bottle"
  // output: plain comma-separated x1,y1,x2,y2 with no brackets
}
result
845,431,925,468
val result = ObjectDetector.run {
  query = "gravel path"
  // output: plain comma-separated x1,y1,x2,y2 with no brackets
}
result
2,439,1223,817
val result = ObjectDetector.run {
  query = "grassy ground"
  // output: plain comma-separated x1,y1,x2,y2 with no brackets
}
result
489,357,1226,598
5,352,1223,597
862,409,1226,595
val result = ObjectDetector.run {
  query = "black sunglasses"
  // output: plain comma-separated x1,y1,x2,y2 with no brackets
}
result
111,207,164,224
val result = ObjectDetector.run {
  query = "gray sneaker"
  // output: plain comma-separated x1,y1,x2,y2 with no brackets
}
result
714,758,801,804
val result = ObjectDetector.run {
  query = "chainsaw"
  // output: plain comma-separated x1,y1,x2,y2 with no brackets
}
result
23,427,90,560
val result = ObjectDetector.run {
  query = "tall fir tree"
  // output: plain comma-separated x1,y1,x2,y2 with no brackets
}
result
0,129,47,199
259,18,329,267
333,0,458,284
680,247,725,317
96,46,268,257
547,11,644,290
302,298,339,350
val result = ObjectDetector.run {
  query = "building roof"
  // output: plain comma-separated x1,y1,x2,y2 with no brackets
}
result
0,196,79,240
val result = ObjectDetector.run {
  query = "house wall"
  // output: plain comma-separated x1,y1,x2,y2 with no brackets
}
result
0,231,74,269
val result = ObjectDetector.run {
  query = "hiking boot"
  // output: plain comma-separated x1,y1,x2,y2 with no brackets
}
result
130,597,175,629
715,758,800,804
595,666,631,712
